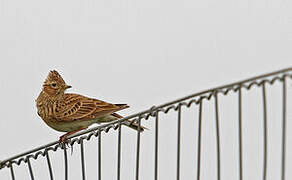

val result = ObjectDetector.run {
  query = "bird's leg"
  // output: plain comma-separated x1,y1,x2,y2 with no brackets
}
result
59,128,87,154
59,128,87,144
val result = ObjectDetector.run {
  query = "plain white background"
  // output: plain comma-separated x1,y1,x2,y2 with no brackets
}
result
0,0,291,179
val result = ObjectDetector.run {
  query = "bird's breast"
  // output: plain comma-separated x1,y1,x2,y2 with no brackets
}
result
37,102,54,120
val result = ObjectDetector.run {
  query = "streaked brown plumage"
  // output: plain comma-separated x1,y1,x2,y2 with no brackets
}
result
36,70,144,142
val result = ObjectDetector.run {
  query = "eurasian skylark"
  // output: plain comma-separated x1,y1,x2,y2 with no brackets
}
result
36,70,144,143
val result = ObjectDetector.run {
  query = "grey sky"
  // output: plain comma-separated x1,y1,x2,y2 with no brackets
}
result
0,0,291,179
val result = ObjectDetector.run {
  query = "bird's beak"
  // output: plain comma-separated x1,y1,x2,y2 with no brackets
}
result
65,85,72,89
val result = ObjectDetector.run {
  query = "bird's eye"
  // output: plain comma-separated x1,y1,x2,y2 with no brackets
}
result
51,83,57,87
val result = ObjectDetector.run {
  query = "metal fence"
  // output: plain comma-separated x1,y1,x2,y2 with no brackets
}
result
0,67,291,180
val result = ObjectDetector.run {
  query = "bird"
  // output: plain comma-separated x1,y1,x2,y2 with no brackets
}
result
36,70,145,143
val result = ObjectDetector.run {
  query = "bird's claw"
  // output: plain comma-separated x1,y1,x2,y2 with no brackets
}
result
59,137,71,149
58,138,74,154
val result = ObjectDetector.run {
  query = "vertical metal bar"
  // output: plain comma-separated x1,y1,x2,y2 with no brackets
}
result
214,92,221,180
177,105,181,180
281,77,287,180
98,130,102,180
262,83,268,180
196,100,203,180
46,151,54,180
80,140,86,180
135,118,141,180
63,146,68,180
27,158,35,180
117,123,122,180
154,112,159,180
238,87,243,180
9,163,15,180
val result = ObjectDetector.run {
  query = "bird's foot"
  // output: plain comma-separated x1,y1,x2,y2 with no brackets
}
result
59,135,67,144
59,136,70,149
59,136,74,154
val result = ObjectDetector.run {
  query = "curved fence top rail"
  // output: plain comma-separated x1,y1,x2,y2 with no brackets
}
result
1,67,292,170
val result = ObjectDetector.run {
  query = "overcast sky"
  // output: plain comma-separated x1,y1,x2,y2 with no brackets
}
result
0,0,291,179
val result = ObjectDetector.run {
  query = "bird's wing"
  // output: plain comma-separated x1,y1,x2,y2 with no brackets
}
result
54,93,128,122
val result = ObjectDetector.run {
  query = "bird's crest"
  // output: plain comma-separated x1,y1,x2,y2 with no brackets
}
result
44,70,66,85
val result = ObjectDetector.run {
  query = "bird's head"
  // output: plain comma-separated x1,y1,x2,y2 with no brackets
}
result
42,70,71,97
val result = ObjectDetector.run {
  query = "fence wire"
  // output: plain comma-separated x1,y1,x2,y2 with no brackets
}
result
0,67,291,180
